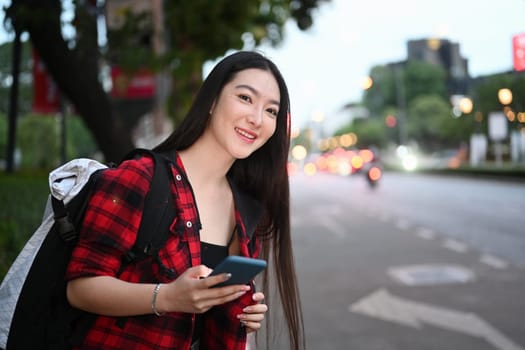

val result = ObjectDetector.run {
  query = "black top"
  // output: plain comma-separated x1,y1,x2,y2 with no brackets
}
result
192,238,232,344
201,241,229,269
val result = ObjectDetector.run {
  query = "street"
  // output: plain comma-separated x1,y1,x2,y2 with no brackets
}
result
268,171,525,349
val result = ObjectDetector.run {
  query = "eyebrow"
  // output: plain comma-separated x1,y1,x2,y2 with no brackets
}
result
234,84,280,107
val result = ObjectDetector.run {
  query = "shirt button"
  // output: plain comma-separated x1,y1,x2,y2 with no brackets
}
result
186,221,192,228
175,174,182,181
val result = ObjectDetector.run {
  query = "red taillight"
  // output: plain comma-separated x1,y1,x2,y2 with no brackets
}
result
368,166,382,181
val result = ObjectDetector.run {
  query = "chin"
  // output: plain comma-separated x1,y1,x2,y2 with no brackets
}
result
233,153,252,160
231,148,257,160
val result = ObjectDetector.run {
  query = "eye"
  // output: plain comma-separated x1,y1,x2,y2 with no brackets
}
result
238,94,252,103
266,108,278,117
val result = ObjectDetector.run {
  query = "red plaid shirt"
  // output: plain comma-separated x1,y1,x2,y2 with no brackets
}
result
66,152,262,350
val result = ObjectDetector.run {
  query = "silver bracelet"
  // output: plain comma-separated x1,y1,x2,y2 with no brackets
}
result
151,283,166,317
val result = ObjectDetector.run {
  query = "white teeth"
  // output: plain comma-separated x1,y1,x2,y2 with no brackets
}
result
235,128,255,139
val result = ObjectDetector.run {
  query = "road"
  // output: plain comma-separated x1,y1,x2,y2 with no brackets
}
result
264,171,525,349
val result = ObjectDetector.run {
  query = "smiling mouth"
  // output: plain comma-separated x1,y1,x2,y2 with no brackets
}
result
235,127,256,140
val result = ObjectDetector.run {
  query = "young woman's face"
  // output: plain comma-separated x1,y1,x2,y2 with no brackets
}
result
207,68,280,160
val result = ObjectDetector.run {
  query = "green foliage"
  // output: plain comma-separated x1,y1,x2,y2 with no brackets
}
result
66,115,98,158
0,172,49,280
335,118,388,149
472,73,525,114
407,94,473,151
4,0,330,160
360,60,474,150
404,61,447,103
105,10,155,71
0,40,34,115
105,0,330,126
17,114,61,169
364,65,396,114
0,113,6,157
13,114,97,170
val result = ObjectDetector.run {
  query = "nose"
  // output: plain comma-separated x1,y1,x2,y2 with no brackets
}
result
247,107,263,127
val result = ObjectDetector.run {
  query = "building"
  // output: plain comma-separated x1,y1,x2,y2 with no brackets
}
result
406,38,470,95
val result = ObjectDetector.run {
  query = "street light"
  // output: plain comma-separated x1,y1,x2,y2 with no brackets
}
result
497,88,513,106
497,88,517,122
362,76,373,90
459,97,473,114
451,95,473,117
497,87,524,163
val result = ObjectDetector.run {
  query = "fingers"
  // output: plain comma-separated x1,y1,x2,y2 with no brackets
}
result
239,308,266,333
200,272,232,288
165,266,251,314
192,283,251,313
238,293,268,333
252,292,265,302
187,264,213,279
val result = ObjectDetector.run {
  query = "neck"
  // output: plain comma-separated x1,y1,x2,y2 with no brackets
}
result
178,138,234,188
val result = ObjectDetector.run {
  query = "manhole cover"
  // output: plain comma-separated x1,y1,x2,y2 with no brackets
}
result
388,264,475,286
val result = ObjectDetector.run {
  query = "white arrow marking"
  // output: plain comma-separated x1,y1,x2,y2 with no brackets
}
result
349,289,524,350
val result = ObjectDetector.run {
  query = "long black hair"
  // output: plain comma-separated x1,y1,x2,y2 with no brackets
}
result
154,51,304,350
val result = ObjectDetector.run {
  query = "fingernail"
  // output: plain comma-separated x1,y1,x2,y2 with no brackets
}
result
224,273,232,280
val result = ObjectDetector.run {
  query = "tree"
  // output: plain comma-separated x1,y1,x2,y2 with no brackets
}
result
5,1,132,163
471,72,525,117
363,65,396,116
0,41,33,115
407,94,473,151
4,0,330,163
404,60,447,104
334,118,388,149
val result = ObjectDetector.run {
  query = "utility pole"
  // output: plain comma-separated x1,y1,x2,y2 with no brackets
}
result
394,64,408,146
6,28,22,173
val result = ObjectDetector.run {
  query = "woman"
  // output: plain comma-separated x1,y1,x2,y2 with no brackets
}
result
66,51,304,350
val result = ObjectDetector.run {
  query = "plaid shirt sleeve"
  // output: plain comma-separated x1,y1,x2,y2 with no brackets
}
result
66,156,154,280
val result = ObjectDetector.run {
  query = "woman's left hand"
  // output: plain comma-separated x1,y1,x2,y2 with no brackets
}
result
237,292,268,333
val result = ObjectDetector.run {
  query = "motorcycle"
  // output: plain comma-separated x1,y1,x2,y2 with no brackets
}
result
364,162,382,188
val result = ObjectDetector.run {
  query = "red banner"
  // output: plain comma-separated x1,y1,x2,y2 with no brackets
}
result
110,66,156,99
512,32,525,72
32,49,61,114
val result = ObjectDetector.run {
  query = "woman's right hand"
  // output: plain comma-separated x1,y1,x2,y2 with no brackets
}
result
157,265,251,314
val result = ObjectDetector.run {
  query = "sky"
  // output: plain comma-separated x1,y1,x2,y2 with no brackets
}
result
254,0,525,132
1,0,524,132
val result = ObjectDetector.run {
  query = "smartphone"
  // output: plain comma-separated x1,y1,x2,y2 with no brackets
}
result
208,256,267,288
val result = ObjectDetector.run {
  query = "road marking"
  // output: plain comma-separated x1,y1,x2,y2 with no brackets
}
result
480,254,509,269
318,216,346,238
415,227,435,240
388,264,475,286
443,239,468,253
395,219,411,231
349,289,524,350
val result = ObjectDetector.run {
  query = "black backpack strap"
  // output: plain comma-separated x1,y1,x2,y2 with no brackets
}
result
51,197,77,242
122,149,175,264
50,169,105,243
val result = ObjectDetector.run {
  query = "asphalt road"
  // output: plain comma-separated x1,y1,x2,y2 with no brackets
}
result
262,171,525,350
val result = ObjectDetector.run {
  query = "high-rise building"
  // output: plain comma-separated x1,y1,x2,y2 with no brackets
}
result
406,38,470,95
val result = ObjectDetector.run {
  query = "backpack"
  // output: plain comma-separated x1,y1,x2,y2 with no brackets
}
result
0,149,175,350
